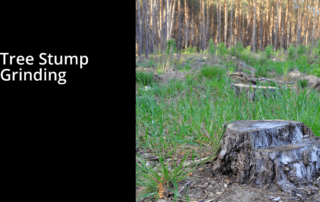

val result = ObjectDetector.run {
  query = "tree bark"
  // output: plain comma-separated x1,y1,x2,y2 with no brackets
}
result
296,0,302,45
137,0,142,58
312,0,319,46
178,0,181,51
230,0,234,48
144,0,149,58
274,0,279,51
252,0,256,52
260,0,263,51
185,0,189,48
224,0,228,45
211,120,320,197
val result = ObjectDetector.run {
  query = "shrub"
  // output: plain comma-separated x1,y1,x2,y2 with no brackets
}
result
297,44,305,56
208,38,216,55
265,44,273,59
136,71,155,86
298,79,308,88
217,42,228,56
255,65,268,78
287,44,296,60
166,39,177,54
243,45,251,55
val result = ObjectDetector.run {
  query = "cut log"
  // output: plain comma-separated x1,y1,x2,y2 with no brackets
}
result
231,83,280,101
211,120,320,197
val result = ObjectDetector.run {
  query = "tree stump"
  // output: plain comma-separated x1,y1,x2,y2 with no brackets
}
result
212,120,320,197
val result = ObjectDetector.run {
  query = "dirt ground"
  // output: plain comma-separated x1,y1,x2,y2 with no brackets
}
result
152,162,320,202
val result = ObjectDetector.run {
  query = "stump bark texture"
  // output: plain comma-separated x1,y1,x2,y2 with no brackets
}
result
211,120,320,196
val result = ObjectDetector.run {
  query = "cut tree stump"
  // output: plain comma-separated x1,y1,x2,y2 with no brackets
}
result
231,83,280,101
211,120,320,197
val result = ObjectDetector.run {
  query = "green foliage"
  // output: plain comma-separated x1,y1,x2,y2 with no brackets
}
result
243,69,252,75
198,65,226,80
312,67,320,77
297,44,305,55
265,44,273,59
217,42,228,56
166,39,177,54
298,79,308,88
255,65,268,78
136,95,159,114
243,45,251,55
287,44,296,60
136,71,155,86
208,38,216,55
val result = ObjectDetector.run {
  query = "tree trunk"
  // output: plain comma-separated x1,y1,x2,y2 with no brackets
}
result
185,0,189,48
286,0,290,49
211,120,320,197
202,0,206,51
178,0,181,51
137,0,142,58
252,0,256,52
229,0,234,48
274,0,279,51
224,0,228,46
279,0,284,49
304,0,310,46
218,0,222,43
296,0,302,45
192,0,195,47
260,0,263,51
144,0,149,59
312,0,319,46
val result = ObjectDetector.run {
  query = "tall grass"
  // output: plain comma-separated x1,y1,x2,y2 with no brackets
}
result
136,72,320,201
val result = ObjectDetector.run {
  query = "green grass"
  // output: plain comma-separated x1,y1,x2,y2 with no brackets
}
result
136,71,155,86
136,41,320,201
136,70,320,201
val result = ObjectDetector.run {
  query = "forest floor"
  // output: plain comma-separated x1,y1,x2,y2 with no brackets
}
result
136,51,320,202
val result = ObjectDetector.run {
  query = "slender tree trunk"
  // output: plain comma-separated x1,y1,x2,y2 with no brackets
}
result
178,0,181,51
224,0,228,45
246,0,251,47
229,0,234,48
137,0,142,58
185,0,189,48
202,0,206,50
280,0,284,49
312,0,319,46
144,0,149,58
218,0,222,43
260,0,263,51
286,0,290,49
290,0,295,44
274,0,279,51
168,0,177,39
206,0,209,49
296,0,302,45
252,0,256,52
305,0,310,46
235,0,238,45
269,1,273,47
192,0,195,47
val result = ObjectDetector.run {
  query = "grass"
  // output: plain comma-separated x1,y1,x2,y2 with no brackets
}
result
136,41,320,201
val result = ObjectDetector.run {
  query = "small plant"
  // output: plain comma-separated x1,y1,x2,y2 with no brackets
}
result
243,69,252,75
166,39,177,54
136,71,155,86
255,65,267,78
297,44,305,55
298,79,308,88
312,68,320,77
185,64,191,70
208,38,216,55
217,42,228,56
287,44,296,60
243,45,251,55
265,44,273,59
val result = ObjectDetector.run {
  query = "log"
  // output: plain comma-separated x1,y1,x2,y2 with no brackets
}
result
211,120,320,197
231,83,280,101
